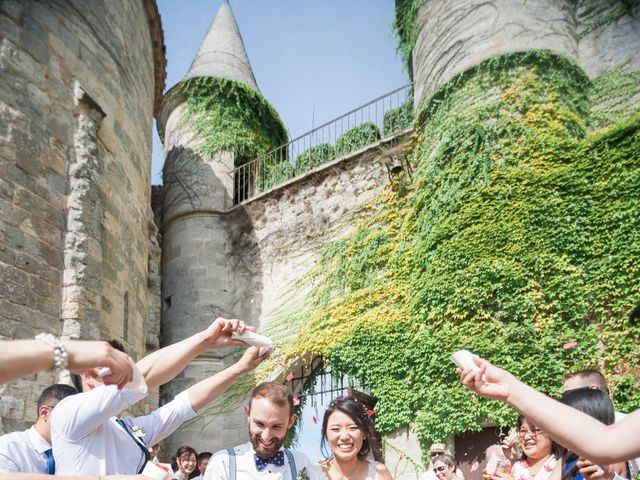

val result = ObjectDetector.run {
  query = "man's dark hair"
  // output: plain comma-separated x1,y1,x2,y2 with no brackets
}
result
70,339,126,392
197,451,212,464
37,384,77,413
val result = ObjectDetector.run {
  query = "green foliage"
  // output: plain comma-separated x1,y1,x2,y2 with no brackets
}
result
272,51,640,450
257,159,293,192
393,0,425,76
171,76,288,165
335,122,382,158
294,143,335,175
383,92,414,136
576,3,630,41
588,67,640,131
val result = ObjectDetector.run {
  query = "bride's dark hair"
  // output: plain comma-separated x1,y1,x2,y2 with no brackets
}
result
321,396,383,462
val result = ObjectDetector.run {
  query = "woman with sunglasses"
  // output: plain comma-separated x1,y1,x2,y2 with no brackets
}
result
318,397,392,480
432,454,458,480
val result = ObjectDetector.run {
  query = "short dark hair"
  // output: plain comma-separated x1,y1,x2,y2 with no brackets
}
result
36,384,77,413
108,339,126,353
563,369,609,394
197,451,212,464
70,339,126,392
321,396,383,462
432,453,456,468
560,388,615,425
250,382,294,415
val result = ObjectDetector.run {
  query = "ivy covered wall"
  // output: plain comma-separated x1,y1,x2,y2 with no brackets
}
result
170,76,288,165
263,48,640,450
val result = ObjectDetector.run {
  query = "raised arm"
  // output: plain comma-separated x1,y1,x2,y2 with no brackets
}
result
459,357,640,464
136,317,251,391
0,339,132,388
130,346,269,447
188,346,269,412
0,474,147,480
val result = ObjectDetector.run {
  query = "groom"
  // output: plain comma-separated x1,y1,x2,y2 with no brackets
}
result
205,382,311,480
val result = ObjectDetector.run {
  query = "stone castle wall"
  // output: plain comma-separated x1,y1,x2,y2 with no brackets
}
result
412,0,640,112
0,0,162,432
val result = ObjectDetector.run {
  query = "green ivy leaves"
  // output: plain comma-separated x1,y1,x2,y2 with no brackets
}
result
274,51,640,454
172,76,288,165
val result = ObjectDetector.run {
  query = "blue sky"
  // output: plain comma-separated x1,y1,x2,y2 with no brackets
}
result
151,0,409,184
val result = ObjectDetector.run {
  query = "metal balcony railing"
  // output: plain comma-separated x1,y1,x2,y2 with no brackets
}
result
233,83,413,204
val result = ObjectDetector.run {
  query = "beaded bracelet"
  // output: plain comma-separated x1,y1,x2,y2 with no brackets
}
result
35,333,69,372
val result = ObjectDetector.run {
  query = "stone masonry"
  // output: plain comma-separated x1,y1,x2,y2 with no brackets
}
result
412,0,640,112
0,0,165,432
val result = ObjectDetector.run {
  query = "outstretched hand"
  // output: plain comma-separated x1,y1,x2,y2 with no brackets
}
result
458,356,515,402
203,317,256,350
65,340,133,389
236,346,271,373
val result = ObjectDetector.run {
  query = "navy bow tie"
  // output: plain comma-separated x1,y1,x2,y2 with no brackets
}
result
254,451,285,471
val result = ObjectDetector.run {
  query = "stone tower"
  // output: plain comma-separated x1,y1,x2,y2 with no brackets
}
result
0,0,165,431
157,1,284,454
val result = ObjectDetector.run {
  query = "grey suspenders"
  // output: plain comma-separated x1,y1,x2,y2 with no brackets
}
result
226,448,297,480
226,448,237,480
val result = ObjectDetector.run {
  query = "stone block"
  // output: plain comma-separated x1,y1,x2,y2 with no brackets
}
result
0,395,24,419
1,263,27,286
0,0,24,22
0,315,17,337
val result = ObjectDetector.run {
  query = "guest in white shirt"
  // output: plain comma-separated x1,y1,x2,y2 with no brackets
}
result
51,318,268,476
205,382,312,480
193,451,212,480
0,384,77,473
0,334,150,480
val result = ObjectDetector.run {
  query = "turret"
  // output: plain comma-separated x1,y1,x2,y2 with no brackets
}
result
157,0,286,454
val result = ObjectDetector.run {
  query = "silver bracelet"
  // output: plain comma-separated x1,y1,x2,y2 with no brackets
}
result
35,333,69,372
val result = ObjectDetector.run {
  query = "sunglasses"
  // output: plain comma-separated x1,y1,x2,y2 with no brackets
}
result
431,451,445,457
434,466,448,473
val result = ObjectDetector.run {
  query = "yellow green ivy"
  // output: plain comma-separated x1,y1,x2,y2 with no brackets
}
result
262,50,640,450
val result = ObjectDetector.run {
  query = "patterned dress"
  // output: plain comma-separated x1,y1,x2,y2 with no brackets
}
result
511,456,558,480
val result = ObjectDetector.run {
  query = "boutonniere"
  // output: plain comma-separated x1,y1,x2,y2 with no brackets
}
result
297,467,310,480
131,425,146,440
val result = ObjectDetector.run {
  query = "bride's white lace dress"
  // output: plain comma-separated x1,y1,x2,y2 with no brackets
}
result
306,461,379,480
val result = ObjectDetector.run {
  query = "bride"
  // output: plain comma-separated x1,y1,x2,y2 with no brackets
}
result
316,397,393,480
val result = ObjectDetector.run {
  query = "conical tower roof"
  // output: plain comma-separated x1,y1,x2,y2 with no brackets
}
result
184,0,258,90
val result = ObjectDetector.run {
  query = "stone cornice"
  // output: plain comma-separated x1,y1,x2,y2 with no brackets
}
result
142,0,166,116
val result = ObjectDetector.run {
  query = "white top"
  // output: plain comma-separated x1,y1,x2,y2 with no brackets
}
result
205,442,312,480
51,384,196,475
0,426,51,473
312,460,379,480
